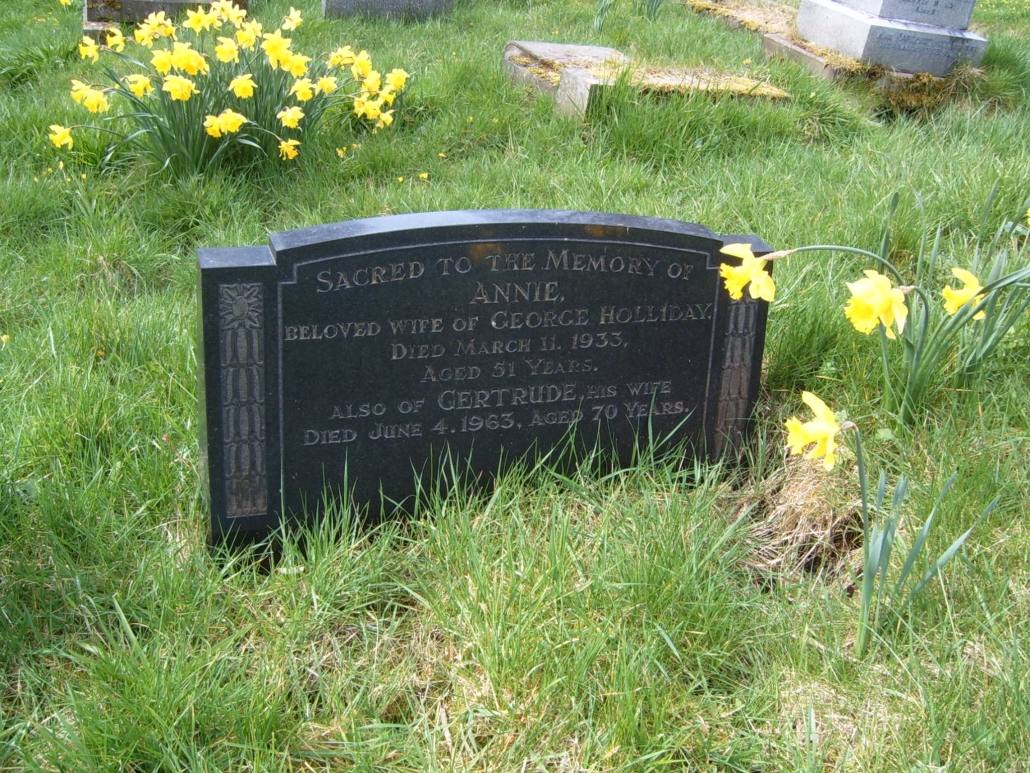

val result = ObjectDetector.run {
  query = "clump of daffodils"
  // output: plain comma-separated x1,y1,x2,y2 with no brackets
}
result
718,195,1030,426
48,3,409,177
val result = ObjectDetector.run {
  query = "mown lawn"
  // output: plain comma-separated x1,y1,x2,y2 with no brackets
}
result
2,0,1029,770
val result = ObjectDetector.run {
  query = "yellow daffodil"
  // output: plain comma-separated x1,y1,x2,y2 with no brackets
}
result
236,20,262,49
328,46,355,68
223,3,248,27
784,391,841,471
162,74,198,101
718,243,775,302
144,11,175,38
380,88,396,106
277,105,304,128
218,110,247,133
204,108,247,138
942,268,987,319
385,68,408,92
351,50,373,80
261,30,292,69
376,109,394,129
281,6,302,30
151,48,174,74
419,172,429,180
123,73,154,97
80,88,110,113
59,0,72,5
235,26,256,49
289,78,316,101
844,269,907,339
183,7,218,33
316,76,338,94
49,124,73,150
362,70,382,94
336,146,347,157
282,53,310,77
203,114,223,137
228,73,257,98
353,94,381,120
134,24,157,47
211,1,247,26
170,41,209,76
215,36,239,63
70,79,90,103
105,28,125,52
79,35,99,63
279,138,300,159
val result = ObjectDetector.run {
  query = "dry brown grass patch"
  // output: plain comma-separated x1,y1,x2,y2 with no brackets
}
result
741,456,861,583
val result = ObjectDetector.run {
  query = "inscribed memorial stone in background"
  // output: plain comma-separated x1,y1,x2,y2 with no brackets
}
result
197,211,771,545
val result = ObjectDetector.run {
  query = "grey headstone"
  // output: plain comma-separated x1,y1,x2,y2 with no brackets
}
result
833,0,975,29
85,0,245,23
797,0,987,76
322,0,452,20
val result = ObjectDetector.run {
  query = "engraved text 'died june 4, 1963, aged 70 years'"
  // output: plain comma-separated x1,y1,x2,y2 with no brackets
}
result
197,211,772,545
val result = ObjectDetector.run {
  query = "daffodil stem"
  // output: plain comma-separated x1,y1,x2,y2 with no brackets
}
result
788,245,906,286
877,327,894,414
851,427,873,659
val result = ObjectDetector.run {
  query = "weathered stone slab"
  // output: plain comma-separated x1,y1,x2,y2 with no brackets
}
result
834,0,975,30
503,41,630,115
762,33,843,80
797,0,987,76
504,40,789,117
85,0,246,23
198,210,772,545
322,0,452,20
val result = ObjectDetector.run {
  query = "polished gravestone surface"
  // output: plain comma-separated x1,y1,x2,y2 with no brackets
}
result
198,211,771,545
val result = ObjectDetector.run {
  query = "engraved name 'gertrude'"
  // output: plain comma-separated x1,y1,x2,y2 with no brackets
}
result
437,384,577,410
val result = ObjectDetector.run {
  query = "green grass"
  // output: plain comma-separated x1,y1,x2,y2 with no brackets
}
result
3,0,1030,769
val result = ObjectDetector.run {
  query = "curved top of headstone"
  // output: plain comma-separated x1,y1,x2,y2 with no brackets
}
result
269,209,723,262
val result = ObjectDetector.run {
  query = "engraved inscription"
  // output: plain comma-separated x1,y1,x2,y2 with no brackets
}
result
281,240,727,455
218,283,266,518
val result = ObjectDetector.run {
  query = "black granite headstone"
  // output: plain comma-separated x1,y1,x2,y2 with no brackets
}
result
198,210,771,545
